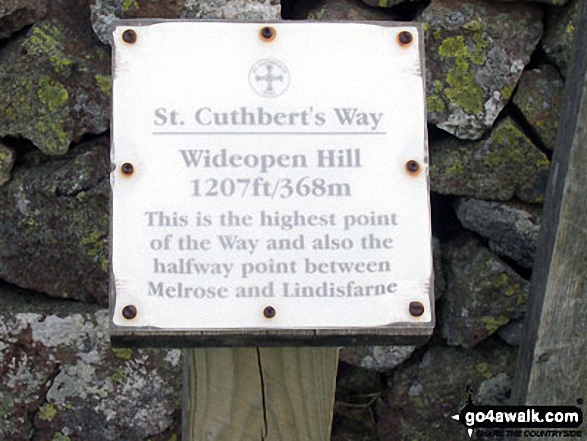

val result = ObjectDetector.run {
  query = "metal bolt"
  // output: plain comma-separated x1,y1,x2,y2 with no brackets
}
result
121,162,134,175
260,26,275,41
263,306,276,319
409,301,425,317
406,160,420,173
122,29,137,44
398,31,413,46
122,305,137,320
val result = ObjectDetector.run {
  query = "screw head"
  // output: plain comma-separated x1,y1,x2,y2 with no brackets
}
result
398,31,413,46
121,162,134,175
263,306,276,319
122,305,137,320
122,29,137,44
260,26,275,41
409,301,425,317
406,160,420,173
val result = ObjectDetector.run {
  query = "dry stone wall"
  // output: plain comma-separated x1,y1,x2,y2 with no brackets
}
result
0,0,578,439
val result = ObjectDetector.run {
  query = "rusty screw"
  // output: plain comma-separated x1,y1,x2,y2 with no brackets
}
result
263,306,276,319
409,301,425,317
122,29,137,44
121,162,134,175
406,160,420,173
398,31,413,46
260,26,275,42
122,305,137,320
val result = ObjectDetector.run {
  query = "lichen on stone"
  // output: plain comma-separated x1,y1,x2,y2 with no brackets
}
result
95,74,112,96
303,0,394,21
0,16,110,155
542,0,580,77
0,138,111,304
430,118,550,203
421,0,543,139
0,0,48,39
0,302,182,439
111,347,133,360
440,233,530,348
121,0,139,12
0,144,15,187
38,403,58,421
377,342,517,440
513,65,564,151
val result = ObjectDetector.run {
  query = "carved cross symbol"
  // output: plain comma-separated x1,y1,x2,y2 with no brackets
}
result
255,64,283,94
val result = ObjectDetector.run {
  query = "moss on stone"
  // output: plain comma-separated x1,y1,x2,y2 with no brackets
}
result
427,95,446,113
445,157,464,176
484,121,530,167
112,347,133,360
112,367,125,382
494,273,509,289
25,22,74,74
475,362,493,379
122,0,140,12
94,74,111,93
481,315,510,334
501,84,515,100
52,433,71,441
80,230,108,273
37,77,68,111
39,403,58,421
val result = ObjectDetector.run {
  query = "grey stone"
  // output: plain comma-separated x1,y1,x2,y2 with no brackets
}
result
340,345,417,372
0,0,47,39
183,0,280,20
304,0,393,21
421,0,542,139
377,341,517,440
513,65,565,151
456,198,541,268
89,0,188,45
334,364,383,441
0,144,14,187
475,373,512,405
0,137,110,304
441,234,530,348
0,1,111,155
430,118,550,204
0,285,181,441
433,236,446,300
360,0,414,8
90,0,280,45
497,319,525,346
542,0,581,78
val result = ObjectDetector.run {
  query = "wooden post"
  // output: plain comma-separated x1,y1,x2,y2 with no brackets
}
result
511,0,587,410
183,347,339,441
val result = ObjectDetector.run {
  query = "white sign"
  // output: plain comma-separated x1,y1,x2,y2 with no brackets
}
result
111,22,432,330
